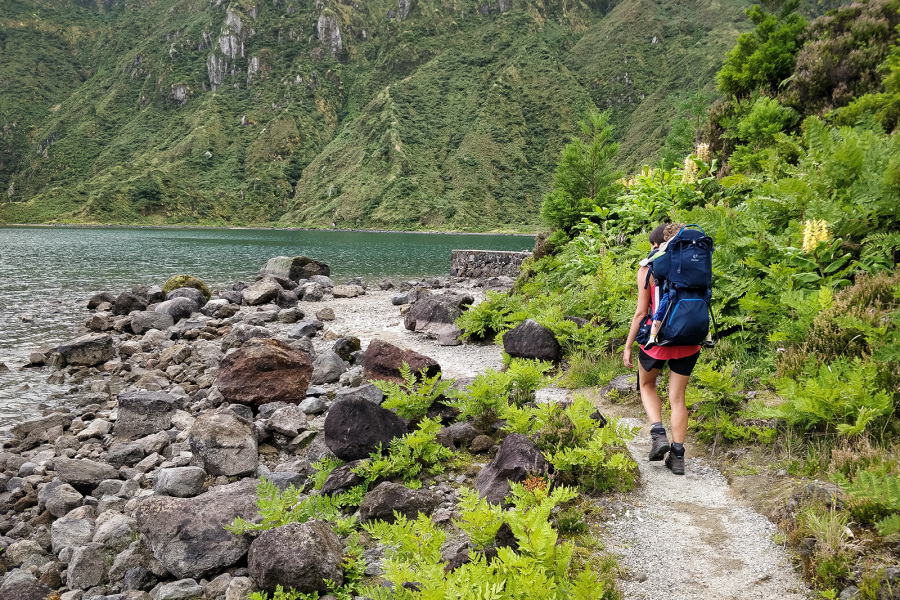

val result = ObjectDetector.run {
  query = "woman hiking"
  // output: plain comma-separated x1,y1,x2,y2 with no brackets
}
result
623,223,701,475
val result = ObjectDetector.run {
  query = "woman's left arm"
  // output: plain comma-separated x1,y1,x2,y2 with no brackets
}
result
624,266,652,369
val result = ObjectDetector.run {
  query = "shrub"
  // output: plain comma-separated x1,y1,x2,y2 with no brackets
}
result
447,368,513,430
456,292,527,342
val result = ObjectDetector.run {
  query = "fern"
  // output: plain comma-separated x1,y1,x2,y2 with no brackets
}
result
374,362,454,420
875,513,900,537
352,417,454,487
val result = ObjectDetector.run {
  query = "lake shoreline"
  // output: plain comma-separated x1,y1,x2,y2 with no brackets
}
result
0,223,538,238
0,271,508,599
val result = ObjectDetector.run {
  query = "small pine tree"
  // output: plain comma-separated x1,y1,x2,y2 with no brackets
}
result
540,110,620,235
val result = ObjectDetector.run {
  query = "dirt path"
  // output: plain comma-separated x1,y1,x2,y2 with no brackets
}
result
602,426,810,600
300,289,809,599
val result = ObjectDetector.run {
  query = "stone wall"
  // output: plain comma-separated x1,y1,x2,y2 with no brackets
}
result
450,250,532,278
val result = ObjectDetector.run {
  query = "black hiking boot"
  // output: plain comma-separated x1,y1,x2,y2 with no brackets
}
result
665,452,685,475
649,433,670,461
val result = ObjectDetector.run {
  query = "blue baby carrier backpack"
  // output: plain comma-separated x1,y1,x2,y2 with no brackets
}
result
643,224,717,347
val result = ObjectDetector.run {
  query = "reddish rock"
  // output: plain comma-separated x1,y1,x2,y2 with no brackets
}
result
363,339,440,384
216,339,312,407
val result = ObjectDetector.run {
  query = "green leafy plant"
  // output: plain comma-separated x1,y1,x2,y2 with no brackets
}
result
227,478,361,535
456,292,528,342
374,363,454,420
768,359,894,437
503,395,638,492
311,456,345,491
834,470,900,537
447,368,513,430
352,417,454,488
362,481,617,600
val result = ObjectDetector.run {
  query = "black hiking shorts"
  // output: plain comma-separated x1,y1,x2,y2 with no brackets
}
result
638,349,700,377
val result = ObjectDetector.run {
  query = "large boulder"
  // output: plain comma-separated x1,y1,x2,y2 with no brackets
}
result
162,274,211,300
363,339,440,384
189,409,258,477
242,279,282,306
11,412,72,439
154,467,207,498
335,383,384,405
56,333,115,367
323,397,408,460
216,339,313,408
155,297,199,323
51,506,95,552
87,292,116,309
310,351,346,385
131,311,175,335
247,521,343,594
220,323,272,351
38,482,83,518
475,434,550,505
136,479,259,579
502,319,561,362
167,286,208,308
259,256,330,281
404,293,473,335
67,543,108,590
331,284,363,298
51,458,118,493
358,482,441,523
0,570,52,600
115,391,177,440
112,292,148,316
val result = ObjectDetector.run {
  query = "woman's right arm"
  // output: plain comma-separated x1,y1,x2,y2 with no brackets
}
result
624,266,652,369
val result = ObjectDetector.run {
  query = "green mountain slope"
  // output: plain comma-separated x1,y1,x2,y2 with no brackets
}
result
0,0,753,229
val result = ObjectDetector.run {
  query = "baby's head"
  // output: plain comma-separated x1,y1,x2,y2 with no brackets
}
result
649,223,683,248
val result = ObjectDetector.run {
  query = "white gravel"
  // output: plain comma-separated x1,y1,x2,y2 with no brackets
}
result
603,425,811,600
295,287,504,379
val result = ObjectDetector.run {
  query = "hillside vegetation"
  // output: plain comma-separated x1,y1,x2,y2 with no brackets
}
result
454,1,900,596
0,0,754,228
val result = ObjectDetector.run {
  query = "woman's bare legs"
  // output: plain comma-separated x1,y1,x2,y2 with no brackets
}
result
668,371,690,445
638,362,663,423
640,364,691,445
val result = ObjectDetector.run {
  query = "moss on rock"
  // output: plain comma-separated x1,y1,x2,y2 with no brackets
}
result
162,274,211,300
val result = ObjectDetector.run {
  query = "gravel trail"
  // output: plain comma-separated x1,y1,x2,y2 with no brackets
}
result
603,426,810,600
304,289,808,599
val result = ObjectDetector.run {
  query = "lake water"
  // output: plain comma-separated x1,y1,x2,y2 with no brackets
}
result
0,226,533,430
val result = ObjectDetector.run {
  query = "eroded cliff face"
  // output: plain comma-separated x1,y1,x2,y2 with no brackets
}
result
0,0,750,229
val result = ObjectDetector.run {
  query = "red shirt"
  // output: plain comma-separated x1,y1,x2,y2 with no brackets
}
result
640,281,701,359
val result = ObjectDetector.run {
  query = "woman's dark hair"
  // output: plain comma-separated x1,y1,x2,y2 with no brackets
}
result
649,222,683,245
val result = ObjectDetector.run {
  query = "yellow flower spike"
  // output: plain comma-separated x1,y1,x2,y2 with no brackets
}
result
801,218,830,253
682,155,698,184
694,142,711,163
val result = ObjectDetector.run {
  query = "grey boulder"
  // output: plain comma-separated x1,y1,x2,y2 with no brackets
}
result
38,481,83,518
242,279,282,306
323,398,408,461
358,482,441,523
475,433,550,505
131,311,175,335
56,333,115,367
247,521,343,594
502,319,561,362
136,479,259,579
52,458,118,493
166,287,208,308
155,297,199,323
115,391,177,440
154,467,207,498
310,351,346,385
189,409,258,477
